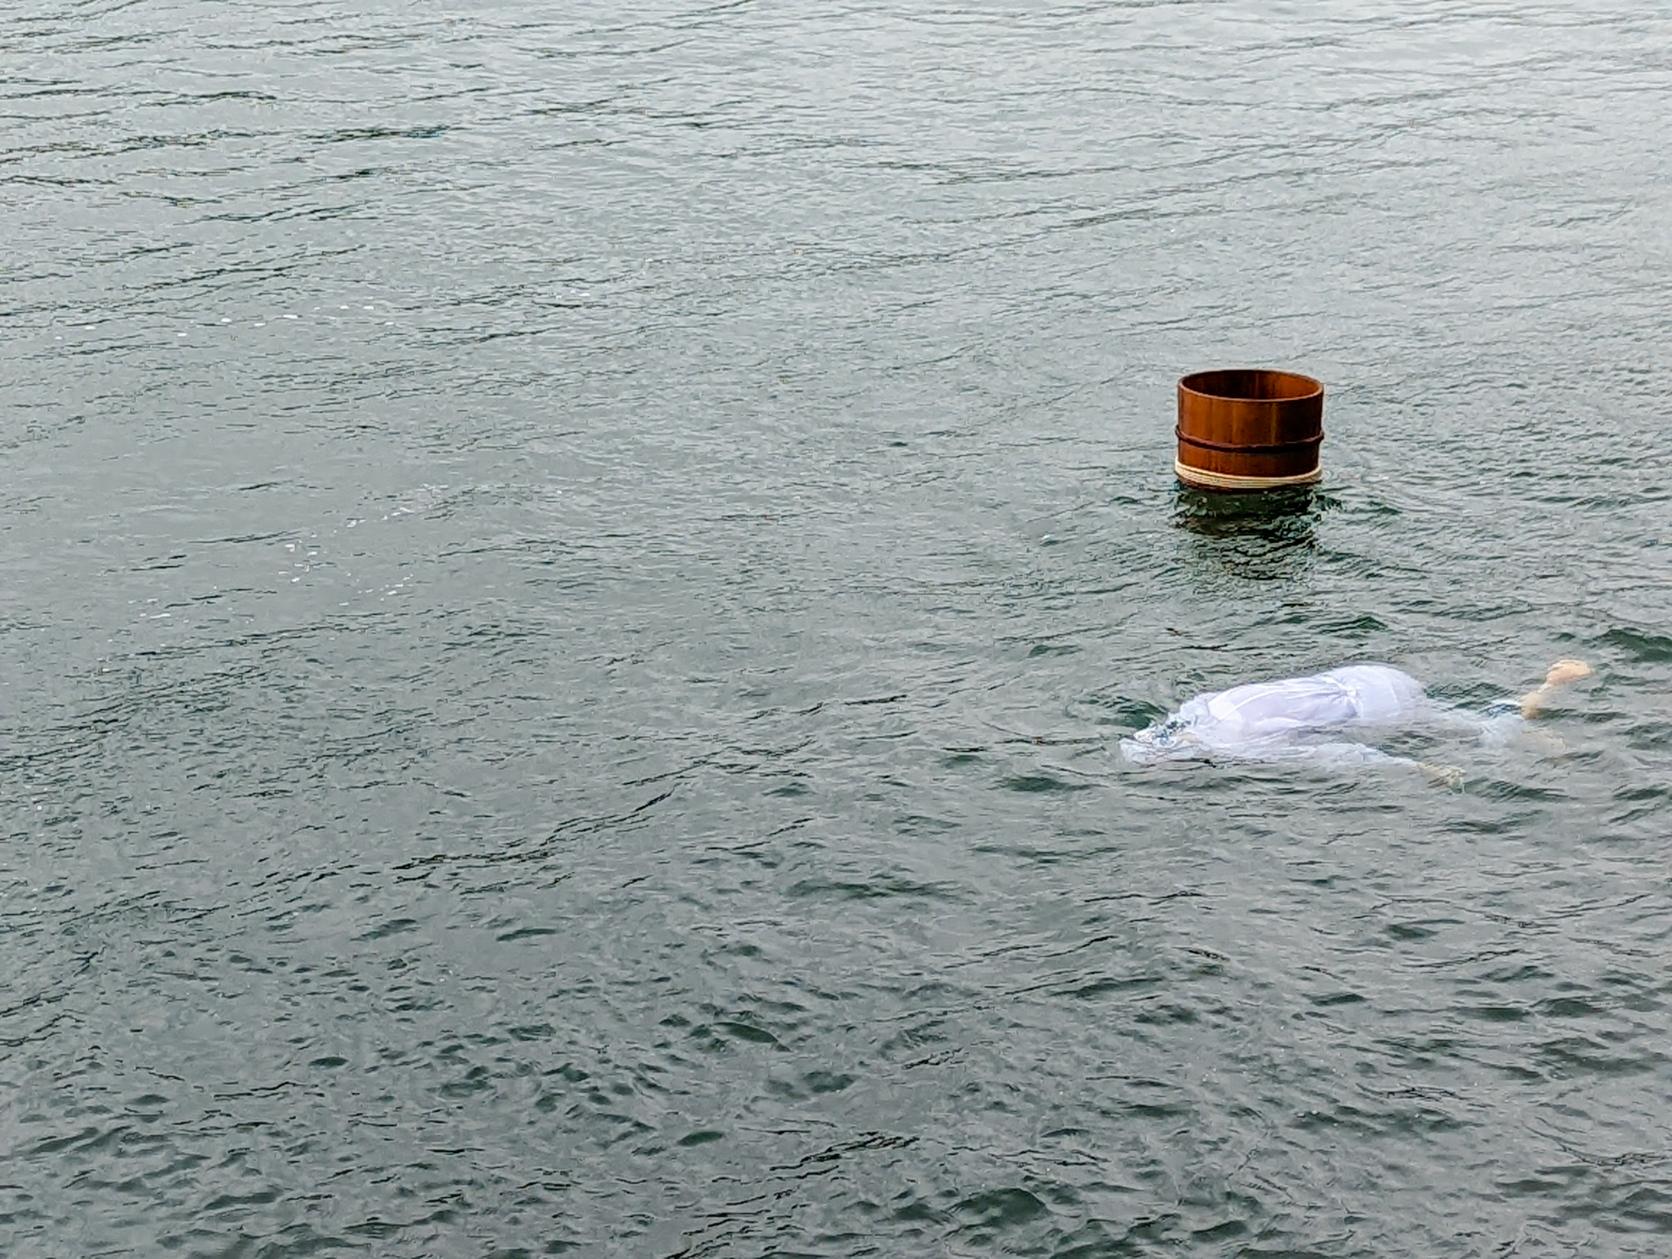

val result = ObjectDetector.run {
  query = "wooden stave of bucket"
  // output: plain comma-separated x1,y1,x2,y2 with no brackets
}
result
1175,368,1325,492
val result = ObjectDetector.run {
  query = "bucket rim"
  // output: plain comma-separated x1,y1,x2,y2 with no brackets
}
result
1178,368,1324,403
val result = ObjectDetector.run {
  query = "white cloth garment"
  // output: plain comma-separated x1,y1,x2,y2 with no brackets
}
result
1119,664,1520,768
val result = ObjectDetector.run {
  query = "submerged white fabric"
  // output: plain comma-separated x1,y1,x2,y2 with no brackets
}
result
1120,664,1518,768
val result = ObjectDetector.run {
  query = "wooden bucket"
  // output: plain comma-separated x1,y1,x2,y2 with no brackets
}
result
1176,369,1324,492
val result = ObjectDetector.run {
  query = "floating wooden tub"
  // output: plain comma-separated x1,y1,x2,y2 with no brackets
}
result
1176,369,1324,492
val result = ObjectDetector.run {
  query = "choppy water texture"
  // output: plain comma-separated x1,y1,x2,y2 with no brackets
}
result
4,1,1672,1255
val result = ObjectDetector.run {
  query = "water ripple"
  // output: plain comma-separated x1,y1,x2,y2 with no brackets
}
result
3,0,1672,1256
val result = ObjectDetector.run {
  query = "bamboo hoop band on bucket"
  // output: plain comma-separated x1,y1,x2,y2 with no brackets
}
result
1174,459,1322,492
1175,428,1324,455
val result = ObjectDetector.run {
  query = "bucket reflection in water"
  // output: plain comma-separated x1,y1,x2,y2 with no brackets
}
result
1171,485,1327,583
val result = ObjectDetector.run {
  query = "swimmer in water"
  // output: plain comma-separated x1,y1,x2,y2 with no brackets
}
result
1120,659,1592,783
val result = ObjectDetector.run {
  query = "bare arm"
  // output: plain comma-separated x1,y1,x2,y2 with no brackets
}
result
1518,659,1592,719
1293,741,1463,787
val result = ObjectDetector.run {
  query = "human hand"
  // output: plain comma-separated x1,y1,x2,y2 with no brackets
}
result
1545,659,1592,688
1420,762,1464,789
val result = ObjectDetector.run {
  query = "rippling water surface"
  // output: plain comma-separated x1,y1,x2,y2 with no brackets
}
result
4,2,1672,1255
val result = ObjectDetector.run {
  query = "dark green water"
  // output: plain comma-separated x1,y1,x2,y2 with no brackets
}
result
4,2,1671,1255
